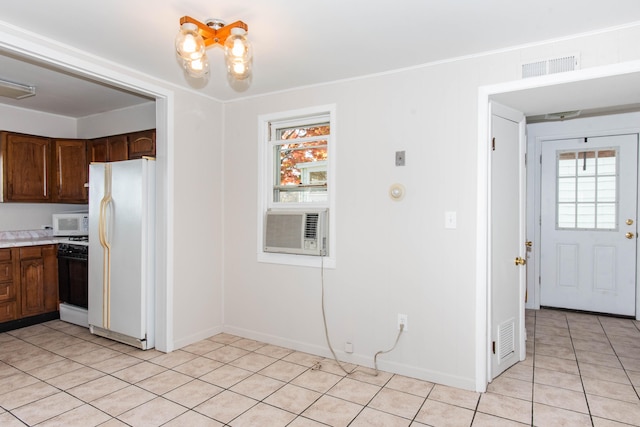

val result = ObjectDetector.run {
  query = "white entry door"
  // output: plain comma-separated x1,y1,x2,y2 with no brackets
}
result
490,105,526,380
540,134,638,316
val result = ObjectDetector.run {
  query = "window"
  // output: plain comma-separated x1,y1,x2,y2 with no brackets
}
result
271,117,330,204
258,105,336,267
556,148,617,229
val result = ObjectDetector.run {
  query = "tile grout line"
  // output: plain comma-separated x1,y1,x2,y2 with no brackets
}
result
568,312,595,427
529,310,537,427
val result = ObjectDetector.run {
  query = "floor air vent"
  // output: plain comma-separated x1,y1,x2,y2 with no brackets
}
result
522,54,580,78
497,319,515,363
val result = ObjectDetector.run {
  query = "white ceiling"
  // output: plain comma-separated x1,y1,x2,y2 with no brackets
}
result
1,1,640,118
494,70,640,121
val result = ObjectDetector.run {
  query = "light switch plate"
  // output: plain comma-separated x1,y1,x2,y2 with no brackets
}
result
445,211,457,229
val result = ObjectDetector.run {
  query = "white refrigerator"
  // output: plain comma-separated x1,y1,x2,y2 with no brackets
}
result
88,158,156,350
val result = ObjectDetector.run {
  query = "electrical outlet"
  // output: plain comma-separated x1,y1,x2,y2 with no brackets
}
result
397,313,408,331
345,341,353,353
395,150,405,166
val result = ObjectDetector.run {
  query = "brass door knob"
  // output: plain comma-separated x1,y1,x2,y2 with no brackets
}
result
514,257,526,266
626,232,635,239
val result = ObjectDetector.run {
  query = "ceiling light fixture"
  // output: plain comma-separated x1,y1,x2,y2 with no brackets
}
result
0,78,35,100
175,16,252,83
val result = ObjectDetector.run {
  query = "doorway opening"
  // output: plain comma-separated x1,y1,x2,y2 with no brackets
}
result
527,114,640,319
477,61,640,392
0,34,175,352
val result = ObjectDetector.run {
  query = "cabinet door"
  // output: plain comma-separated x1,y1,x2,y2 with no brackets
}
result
19,245,57,318
20,257,45,317
89,138,108,163
89,136,128,162
0,262,15,302
0,302,18,323
108,135,129,162
53,139,88,203
2,132,51,202
0,249,18,322
128,130,156,159
42,245,58,313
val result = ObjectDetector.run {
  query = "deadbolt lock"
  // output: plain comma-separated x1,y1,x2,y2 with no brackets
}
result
514,257,526,266
627,219,634,226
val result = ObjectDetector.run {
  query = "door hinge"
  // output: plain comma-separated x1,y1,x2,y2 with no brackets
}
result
492,341,496,354
492,137,496,151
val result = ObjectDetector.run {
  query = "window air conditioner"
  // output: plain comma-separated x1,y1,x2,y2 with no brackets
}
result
264,209,328,256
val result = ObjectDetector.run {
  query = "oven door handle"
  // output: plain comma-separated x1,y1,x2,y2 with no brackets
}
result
58,254,88,261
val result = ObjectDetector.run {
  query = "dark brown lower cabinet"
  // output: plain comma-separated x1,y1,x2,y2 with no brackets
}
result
0,245,58,326
0,248,18,323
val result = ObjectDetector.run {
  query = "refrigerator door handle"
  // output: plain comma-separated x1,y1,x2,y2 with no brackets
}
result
98,164,113,329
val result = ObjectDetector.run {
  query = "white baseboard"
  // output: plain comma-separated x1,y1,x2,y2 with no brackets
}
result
223,325,476,391
171,325,224,351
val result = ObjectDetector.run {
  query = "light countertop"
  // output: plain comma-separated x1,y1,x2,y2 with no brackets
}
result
0,238,67,248
0,230,80,249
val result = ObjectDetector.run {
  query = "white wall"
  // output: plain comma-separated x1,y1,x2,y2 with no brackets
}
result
222,24,640,390
0,103,77,137
77,102,156,138
170,90,225,347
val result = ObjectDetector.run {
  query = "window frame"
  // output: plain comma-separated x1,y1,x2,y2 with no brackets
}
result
269,113,330,207
257,104,336,268
555,147,619,231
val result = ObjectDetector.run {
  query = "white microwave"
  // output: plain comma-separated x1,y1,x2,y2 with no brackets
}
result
52,213,89,236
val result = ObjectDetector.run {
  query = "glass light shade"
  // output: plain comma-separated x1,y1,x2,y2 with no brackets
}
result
183,53,210,78
226,57,252,80
175,22,205,61
224,28,253,80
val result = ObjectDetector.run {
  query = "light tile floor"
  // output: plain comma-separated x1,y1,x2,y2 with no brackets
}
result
1,308,640,426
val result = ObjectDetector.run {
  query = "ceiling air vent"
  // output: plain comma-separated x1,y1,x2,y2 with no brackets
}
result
522,54,580,79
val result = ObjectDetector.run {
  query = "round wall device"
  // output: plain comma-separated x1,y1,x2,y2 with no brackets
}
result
389,183,405,201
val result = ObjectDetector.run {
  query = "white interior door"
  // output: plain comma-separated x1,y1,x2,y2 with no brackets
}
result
540,134,638,316
490,105,526,380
